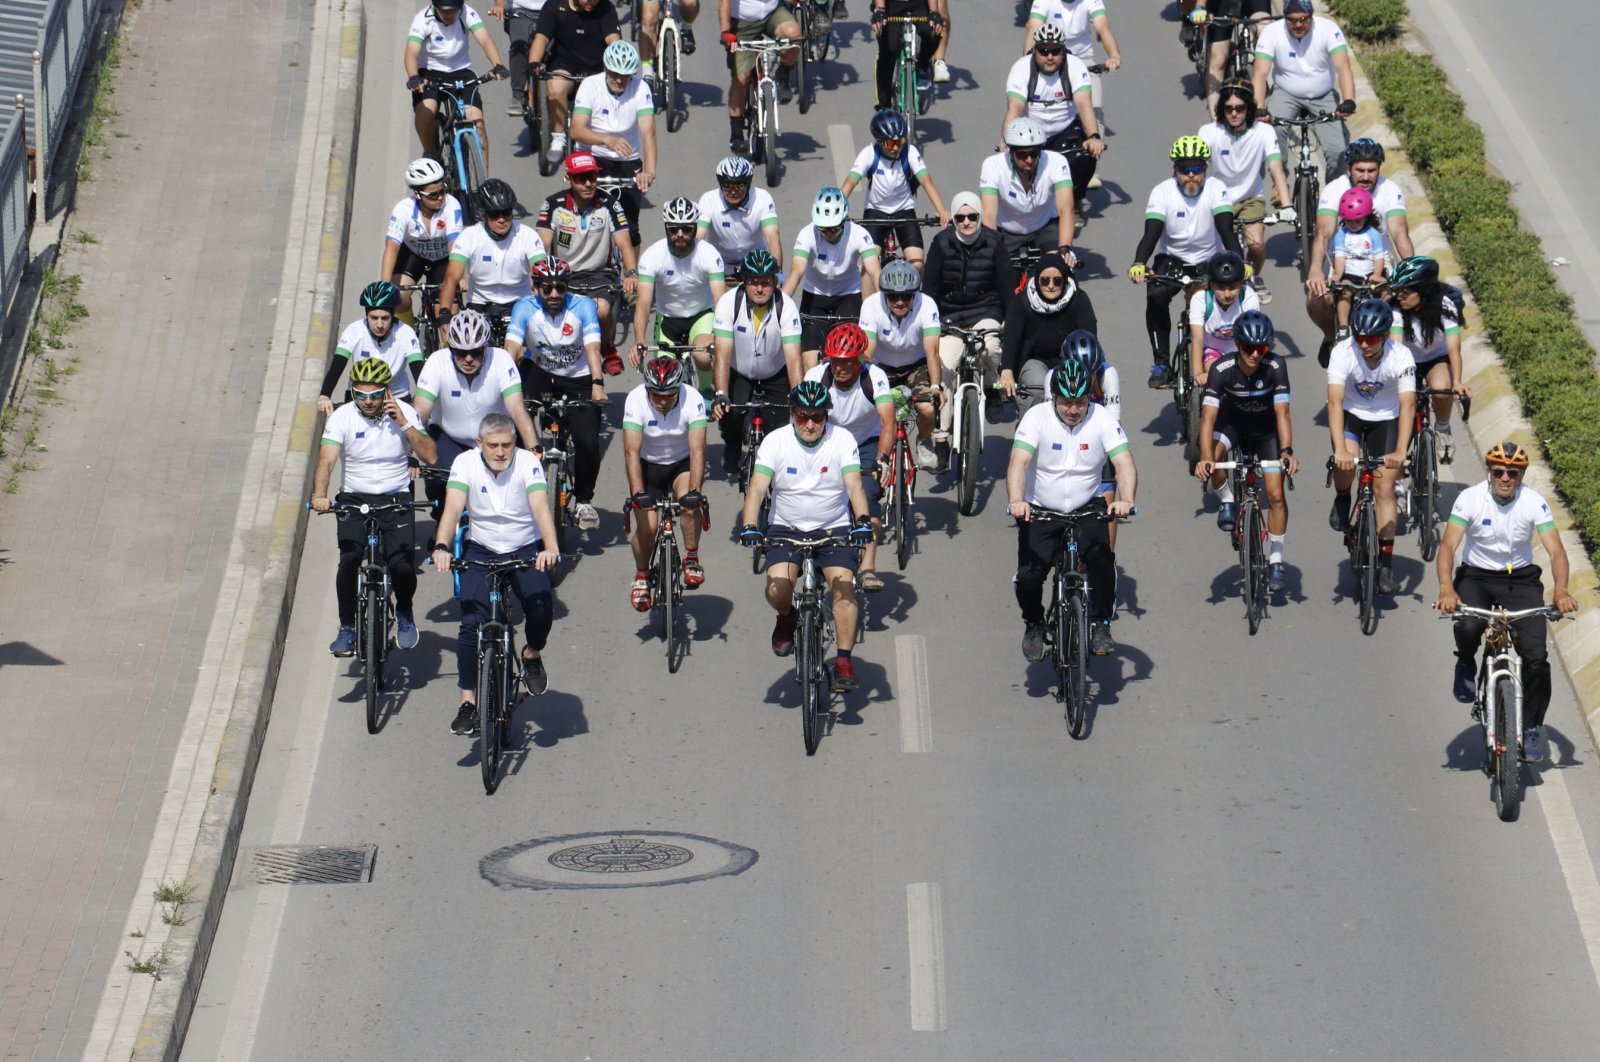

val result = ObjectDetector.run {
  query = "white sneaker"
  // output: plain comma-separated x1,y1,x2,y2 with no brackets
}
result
931,59,950,84
546,132,568,167
915,439,938,471
1086,173,1103,189
1522,726,1547,763
574,501,601,530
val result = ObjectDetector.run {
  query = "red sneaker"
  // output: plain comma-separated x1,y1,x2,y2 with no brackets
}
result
602,347,625,376
832,656,859,692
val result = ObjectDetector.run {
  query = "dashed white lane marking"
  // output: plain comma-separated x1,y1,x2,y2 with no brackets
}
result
895,634,932,753
827,123,855,188
1537,768,1600,995
906,882,948,1032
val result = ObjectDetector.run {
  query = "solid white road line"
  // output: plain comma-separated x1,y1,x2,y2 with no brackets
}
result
906,882,948,1032
1538,769,1600,995
895,634,933,753
827,124,856,188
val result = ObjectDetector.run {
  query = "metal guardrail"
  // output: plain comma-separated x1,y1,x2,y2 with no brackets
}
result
1,107,26,306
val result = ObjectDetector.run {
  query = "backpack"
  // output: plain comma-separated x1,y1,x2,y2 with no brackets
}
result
861,145,919,195
1440,283,1466,320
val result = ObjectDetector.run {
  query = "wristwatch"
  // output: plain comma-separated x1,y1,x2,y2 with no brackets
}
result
1281,446,1295,456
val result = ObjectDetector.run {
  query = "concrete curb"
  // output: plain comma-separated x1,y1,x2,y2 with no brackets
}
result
124,3,365,1059
1339,35,1600,739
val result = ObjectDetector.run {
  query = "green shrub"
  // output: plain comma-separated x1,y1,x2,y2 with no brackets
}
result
1326,0,1408,41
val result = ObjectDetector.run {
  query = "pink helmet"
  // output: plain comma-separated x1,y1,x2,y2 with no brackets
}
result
1338,186,1373,221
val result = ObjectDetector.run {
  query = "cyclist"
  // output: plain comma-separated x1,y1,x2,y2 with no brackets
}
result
404,2,508,168
1128,135,1241,389
999,251,1096,415
1186,0,1269,114
696,156,785,277
413,309,540,533
1326,296,1415,595
635,0,701,88
623,356,710,608
784,187,882,365
1060,327,1121,546
1007,359,1135,659
738,380,875,691
711,249,803,476
1193,310,1298,589
311,358,439,657
840,110,951,273
438,179,548,342
536,151,636,375
980,117,1078,261
1024,0,1123,153
1187,251,1260,389
505,258,607,531
926,190,1013,420
1002,25,1104,207
718,0,803,155
1250,0,1355,179
1435,441,1578,762
1388,255,1467,463
1307,137,1412,364
803,323,894,591
492,0,548,117
570,40,657,245
867,0,946,110
1197,80,1292,301
381,158,465,326
321,282,425,416
860,259,945,471
432,411,562,735
1328,185,1388,338
528,0,624,167
631,197,727,381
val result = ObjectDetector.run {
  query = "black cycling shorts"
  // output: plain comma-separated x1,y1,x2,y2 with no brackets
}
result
393,246,450,286
1342,411,1399,457
1212,415,1281,461
764,523,860,573
412,67,482,111
640,456,692,499
1207,0,1271,43
863,208,925,254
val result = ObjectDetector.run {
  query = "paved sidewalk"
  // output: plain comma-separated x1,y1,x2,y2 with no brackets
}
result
0,1,340,1058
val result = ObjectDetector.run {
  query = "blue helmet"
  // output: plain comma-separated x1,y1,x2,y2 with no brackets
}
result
1234,310,1274,348
1352,298,1392,338
1059,329,1104,372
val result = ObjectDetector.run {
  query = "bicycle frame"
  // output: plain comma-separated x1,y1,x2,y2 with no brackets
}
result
429,74,490,208
947,331,991,459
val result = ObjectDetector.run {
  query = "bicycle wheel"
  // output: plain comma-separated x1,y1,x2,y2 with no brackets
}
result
544,457,569,553
478,637,503,794
760,83,780,187
363,583,385,734
895,439,914,571
661,28,683,133
1414,430,1441,561
898,55,918,143
658,540,677,670
957,391,981,516
1243,502,1264,636
798,608,825,755
752,495,771,574
1492,676,1521,821
630,0,642,40
1296,171,1318,280
458,133,487,224
1063,588,1090,738
533,79,556,177
796,23,813,114
1357,502,1379,636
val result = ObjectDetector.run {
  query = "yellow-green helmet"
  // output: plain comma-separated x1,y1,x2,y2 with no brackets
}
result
348,358,394,387
1170,135,1211,163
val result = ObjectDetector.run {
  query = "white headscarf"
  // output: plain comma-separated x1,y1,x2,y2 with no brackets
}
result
949,191,982,246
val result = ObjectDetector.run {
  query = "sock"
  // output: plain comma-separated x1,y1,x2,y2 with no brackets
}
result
836,647,852,660
635,569,649,580
1379,539,1394,564
684,549,699,562
1437,422,1452,435
1216,481,1234,505
1268,533,1285,564
731,116,744,138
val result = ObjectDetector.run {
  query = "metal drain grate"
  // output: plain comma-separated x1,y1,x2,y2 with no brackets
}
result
246,845,376,885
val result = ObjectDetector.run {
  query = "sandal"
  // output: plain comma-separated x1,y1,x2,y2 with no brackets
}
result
630,577,652,612
859,569,884,593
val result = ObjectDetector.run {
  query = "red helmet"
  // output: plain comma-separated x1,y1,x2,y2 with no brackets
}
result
531,257,572,280
823,322,869,360
642,355,687,394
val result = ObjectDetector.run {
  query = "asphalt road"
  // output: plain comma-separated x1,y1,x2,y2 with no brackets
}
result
182,4,1600,1059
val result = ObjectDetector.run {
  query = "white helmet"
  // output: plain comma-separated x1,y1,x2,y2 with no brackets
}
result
1033,23,1067,48
405,157,446,188
1004,116,1048,149
661,196,700,225
603,40,640,75
811,186,849,227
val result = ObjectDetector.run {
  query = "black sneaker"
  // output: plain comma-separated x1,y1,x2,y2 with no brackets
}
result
1317,339,1333,369
1329,493,1350,532
1021,621,1047,663
777,74,793,105
832,0,847,16
730,133,750,156
1453,656,1475,704
523,654,548,696
451,702,479,735
1375,563,1398,595
1089,621,1114,656
680,24,697,55
722,448,743,478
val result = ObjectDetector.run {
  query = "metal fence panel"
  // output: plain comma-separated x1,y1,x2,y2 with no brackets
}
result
0,110,28,315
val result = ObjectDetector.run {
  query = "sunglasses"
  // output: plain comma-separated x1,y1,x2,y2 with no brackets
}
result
538,281,569,293
1175,163,1207,175
417,187,446,199
484,209,514,220
744,275,776,286
954,212,980,222
1286,16,1312,25
1012,149,1041,161
792,410,827,424
1222,104,1249,114
665,224,696,235
452,348,485,359
1489,467,1524,480
570,173,599,184
1034,46,1065,57
352,388,387,401
1037,274,1065,288
880,137,904,151
1238,343,1270,357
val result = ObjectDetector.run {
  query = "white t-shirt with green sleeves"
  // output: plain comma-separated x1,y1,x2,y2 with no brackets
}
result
446,447,548,553
622,384,708,465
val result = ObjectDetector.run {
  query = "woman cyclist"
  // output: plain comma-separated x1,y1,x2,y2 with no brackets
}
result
382,158,465,328
1388,254,1468,464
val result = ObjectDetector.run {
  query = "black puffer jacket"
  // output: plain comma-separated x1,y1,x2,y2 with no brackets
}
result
925,225,1016,326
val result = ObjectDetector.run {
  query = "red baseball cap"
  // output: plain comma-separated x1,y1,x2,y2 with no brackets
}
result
565,152,599,175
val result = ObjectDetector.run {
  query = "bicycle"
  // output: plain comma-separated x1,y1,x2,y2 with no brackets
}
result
852,214,941,264
882,15,933,141
1404,387,1470,562
1446,604,1566,822
525,393,606,555
425,70,497,222
451,555,540,794
1211,456,1289,635
396,280,447,356
723,399,780,572
793,0,837,114
754,531,863,755
419,465,471,598
625,491,709,672
1192,14,1258,83
731,38,796,187
654,0,689,133
943,324,1000,516
1025,505,1124,738
1327,451,1388,636
309,499,427,734
1271,110,1340,279
526,69,562,177
881,384,919,570
1146,268,1208,463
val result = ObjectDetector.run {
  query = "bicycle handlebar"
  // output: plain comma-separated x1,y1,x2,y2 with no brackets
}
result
757,533,864,550
307,500,429,517
1443,604,1566,624
450,556,542,574
851,215,943,227
1272,111,1341,129
1020,505,1135,526
1144,272,1207,289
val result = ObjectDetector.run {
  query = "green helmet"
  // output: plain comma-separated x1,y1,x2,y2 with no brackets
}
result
348,357,394,387
360,280,401,311
1389,255,1439,290
789,380,832,411
1049,359,1093,400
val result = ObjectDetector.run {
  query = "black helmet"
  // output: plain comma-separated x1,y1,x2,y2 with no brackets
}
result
477,178,517,214
1234,310,1274,348
1344,137,1386,165
741,249,780,277
1352,297,1392,337
1207,251,1246,286
790,380,832,411
1049,359,1094,400
360,280,401,311
1389,255,1440,290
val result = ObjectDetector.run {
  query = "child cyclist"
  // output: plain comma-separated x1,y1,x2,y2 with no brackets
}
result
1330,185,1389,338
840,110,951,273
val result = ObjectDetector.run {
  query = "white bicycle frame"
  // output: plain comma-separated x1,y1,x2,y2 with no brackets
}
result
733,38,793,139
948,341,989,462
1448,604,1560,758
657,0,681,75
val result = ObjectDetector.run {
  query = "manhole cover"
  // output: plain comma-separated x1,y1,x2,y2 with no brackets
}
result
246,845,376,885
482,831,756,890
548,839,695,873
